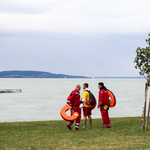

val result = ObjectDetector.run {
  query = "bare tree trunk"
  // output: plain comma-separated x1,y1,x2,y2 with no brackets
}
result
145,97,150,130
141,83,148,130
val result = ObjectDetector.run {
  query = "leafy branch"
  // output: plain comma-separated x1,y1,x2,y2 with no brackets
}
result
134,33,150,84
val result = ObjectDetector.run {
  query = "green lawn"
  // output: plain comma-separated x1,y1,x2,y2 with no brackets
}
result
0,117,150,150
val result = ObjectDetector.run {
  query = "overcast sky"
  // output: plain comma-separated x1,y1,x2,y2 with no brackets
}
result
0,0,150,77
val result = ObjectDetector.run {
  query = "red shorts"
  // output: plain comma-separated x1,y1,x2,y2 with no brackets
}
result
83,107,92,116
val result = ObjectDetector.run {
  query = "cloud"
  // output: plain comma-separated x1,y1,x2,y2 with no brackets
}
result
0,31,147,76
0,0,150,34
0,0,149,76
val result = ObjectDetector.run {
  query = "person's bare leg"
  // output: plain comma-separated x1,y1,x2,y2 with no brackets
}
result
83,116,87,128
88,115,92,127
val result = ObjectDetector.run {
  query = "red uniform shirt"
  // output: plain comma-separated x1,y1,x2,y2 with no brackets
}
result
67,89,80,107
98,89,109,107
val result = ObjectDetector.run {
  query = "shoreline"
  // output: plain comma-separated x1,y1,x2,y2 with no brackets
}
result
0,116,141,124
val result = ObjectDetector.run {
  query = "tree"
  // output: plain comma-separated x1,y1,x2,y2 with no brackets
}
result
134,33,150,130
134,33,150,84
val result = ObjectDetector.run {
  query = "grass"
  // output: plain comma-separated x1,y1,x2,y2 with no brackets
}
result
0,117,150,150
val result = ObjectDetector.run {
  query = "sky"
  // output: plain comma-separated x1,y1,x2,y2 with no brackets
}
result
0,0,150,77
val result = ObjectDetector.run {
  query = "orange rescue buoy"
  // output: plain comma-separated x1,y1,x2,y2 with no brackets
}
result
108,90,116,108
60,105,79,121
91,97,97,110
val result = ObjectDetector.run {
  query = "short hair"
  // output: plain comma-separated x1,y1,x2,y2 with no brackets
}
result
83,83,88,88
98,82,104,86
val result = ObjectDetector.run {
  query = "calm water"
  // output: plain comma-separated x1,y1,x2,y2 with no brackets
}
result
0,78,149,122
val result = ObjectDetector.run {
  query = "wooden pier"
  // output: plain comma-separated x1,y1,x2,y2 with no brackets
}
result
0,89,22,93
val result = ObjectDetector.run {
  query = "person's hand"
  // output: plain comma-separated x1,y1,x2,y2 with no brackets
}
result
86,101,90,106
80,100,83,103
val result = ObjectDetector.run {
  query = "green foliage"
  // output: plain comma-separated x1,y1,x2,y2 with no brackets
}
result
134,33,150,84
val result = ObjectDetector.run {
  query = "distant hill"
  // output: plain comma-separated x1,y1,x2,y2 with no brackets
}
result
0,71,88,78
95,77,144,79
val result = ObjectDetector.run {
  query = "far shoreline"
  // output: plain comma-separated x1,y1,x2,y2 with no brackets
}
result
0,77,144,79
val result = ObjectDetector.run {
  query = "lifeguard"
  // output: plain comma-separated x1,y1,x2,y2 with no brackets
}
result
66,84,81,130
98,82,111,128
82,83,93,129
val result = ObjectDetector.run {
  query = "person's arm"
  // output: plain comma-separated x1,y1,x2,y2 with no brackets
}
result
67,91,75,106
82,98,86,105
98,91,103,108
81,92,87,107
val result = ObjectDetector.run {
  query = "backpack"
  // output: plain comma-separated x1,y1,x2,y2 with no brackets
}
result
85,90,95,106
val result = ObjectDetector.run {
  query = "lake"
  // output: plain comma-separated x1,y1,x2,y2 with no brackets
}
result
0,78,149,122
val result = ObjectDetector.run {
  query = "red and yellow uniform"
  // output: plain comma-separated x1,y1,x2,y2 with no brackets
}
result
66,89,81,130
98,87,111,128
82,89,92,116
